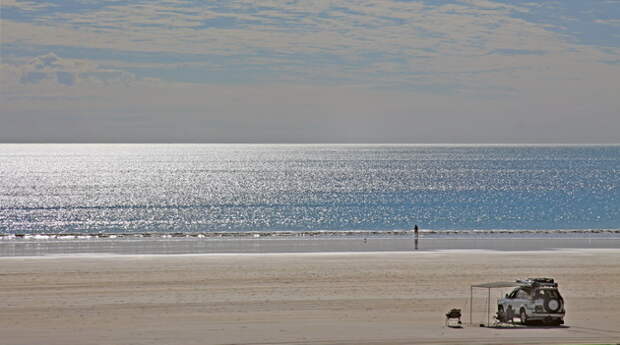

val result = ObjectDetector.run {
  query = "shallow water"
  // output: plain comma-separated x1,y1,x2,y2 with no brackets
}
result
1,144,618,235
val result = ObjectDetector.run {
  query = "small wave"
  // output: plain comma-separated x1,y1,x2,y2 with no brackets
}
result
1,229,619,241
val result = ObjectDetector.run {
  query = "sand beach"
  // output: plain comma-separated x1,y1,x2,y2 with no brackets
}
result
1,248,619,345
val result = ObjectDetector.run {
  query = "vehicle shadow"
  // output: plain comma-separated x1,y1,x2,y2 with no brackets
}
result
486,322,570,329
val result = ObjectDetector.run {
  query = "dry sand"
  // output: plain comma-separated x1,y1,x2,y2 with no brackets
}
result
1,250,619,345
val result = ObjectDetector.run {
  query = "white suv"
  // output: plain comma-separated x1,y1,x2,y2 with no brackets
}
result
497,278,565,326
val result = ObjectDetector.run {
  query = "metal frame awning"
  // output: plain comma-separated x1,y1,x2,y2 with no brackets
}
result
470,281,522,326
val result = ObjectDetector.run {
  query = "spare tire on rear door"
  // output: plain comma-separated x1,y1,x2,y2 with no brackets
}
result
544,298,561,312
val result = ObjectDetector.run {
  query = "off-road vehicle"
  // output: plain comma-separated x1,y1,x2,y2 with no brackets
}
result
497,278,565,325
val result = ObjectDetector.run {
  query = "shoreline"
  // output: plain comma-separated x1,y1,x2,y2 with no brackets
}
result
3,228,619,239
1,236,619,256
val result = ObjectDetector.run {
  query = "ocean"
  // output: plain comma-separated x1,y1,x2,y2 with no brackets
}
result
0,144,618,238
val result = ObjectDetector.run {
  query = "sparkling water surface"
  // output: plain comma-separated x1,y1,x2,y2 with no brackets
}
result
0,144,618,235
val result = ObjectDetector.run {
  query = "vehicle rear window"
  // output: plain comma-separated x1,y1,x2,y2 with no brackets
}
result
537,289,559,299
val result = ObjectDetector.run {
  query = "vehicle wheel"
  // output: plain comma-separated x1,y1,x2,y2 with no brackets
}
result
520,309,528,325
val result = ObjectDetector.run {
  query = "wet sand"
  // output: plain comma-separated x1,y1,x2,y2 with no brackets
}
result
1,249,619,345
2,236,620,256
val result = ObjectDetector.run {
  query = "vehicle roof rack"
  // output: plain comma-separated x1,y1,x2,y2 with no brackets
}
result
529,278,554,284
516,278,558,287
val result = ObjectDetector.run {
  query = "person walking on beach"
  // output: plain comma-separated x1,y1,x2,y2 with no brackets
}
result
414,224,419,250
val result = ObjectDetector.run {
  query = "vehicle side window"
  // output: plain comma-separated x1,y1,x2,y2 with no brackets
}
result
508,288,519,298
542,289,559,299
516,289,530,299
534,289,543,299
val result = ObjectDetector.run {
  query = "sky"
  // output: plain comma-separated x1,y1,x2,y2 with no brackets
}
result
1,0,619,143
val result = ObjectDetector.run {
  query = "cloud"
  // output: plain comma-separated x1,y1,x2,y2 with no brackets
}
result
594,19,620,26
0,1,619,143
2,0,56,11
489,49,546,56
55,71,76,86
0,1,556,60
5,52,137,87
4,0,609,94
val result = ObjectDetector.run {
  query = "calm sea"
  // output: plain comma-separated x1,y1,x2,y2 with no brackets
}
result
0,144,618,236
